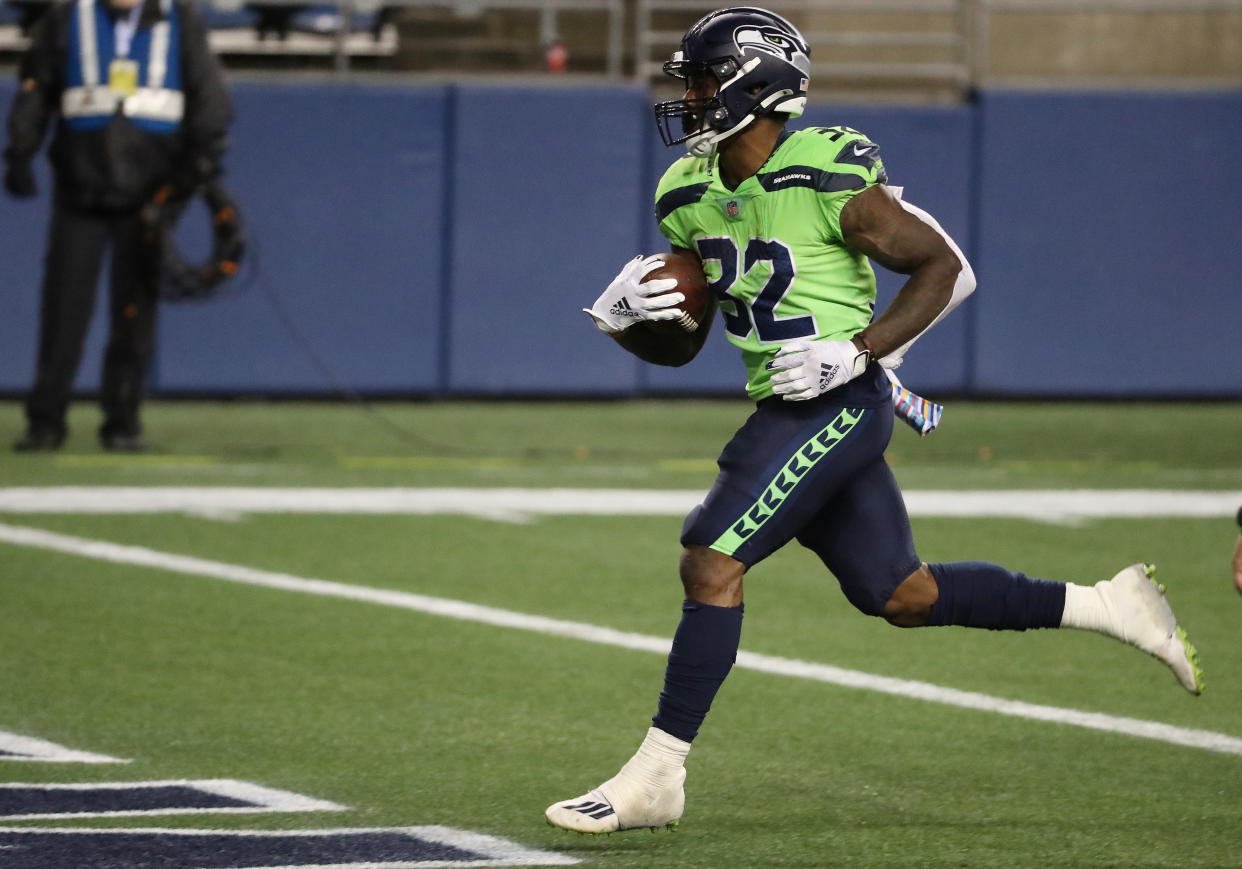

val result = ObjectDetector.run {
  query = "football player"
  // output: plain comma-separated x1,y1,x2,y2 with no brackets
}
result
549,5,1203,835
1232,504,1242,594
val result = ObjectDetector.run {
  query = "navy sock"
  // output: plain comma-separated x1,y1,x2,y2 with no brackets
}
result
651,600,744,743
926,562,1066,631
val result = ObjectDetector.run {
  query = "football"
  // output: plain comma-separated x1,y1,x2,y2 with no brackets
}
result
641,250,711,333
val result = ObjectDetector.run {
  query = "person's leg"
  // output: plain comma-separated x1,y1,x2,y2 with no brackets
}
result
20,203,108,448
892,561,1201,693
651,545,745,743
546,397,891,833
800,462,1202,693
796,456,921,619
544,547,743,835
99,210,159,449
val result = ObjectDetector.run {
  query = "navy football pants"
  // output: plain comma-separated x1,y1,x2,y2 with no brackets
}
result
681,392,920,616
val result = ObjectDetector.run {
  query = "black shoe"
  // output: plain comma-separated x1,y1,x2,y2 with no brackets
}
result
13,429,65,452
100,432,149,452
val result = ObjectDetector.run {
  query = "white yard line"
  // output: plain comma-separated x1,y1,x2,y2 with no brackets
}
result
0,487,1238,524
0,520,1238,759
0,826,580,867
0,780,346,821
0,731,128,764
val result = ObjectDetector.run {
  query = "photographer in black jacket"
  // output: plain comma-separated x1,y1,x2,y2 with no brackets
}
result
4,0,232,451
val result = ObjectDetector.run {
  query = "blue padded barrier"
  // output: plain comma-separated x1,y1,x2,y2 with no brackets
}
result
445,83,650,395
972,90,1242,396
1,80,1239,399
158,81,450,392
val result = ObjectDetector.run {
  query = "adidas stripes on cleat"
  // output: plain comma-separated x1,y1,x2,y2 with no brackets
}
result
545,766,685,834
547,793,618,831
1097,563,1204,694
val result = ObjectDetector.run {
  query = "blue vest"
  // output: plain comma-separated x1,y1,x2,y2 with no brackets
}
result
62,0,184,134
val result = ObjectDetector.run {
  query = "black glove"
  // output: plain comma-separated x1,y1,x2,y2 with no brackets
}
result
4,160,36,198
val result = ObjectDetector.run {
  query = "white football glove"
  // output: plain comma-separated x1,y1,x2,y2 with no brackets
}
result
583,255,685,334
767,339,870,401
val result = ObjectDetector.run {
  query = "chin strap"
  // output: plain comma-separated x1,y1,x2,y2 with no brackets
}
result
686,111,757,157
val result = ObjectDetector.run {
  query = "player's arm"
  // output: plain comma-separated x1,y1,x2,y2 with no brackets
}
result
610,309,715,366
610,247,715,367
586,248,716,367
840,184,969,360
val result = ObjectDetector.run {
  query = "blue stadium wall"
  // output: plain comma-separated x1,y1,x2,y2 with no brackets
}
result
0,80,1238,398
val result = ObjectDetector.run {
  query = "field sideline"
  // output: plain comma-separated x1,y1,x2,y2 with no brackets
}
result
1,400,1240,868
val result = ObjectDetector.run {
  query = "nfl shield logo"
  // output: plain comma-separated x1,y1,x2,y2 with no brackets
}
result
726,200,740,218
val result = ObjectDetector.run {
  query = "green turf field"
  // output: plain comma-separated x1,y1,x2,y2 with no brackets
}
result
1,399,1240,868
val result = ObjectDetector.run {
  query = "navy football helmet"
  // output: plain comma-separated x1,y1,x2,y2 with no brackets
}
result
655,6,811,157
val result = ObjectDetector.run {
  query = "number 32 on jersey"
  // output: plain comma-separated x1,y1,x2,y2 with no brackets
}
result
696,236,817,344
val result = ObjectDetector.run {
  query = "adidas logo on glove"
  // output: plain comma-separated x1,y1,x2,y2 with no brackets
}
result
817,362,841,391
609,298,640,318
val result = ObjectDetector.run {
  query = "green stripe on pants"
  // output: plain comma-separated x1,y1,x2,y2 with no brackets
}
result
709,407,862,557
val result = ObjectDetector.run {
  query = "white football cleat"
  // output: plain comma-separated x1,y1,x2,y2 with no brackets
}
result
545,765,685,835
1097,563,1203,694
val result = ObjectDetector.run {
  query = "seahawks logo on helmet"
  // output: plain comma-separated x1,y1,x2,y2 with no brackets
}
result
733,24,809,70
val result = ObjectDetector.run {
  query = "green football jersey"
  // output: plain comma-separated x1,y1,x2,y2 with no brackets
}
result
655,125,887,400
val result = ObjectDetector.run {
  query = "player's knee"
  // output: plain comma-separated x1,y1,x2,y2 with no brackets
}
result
679,544,745,607
838,582,889,618
881,564,938,627
835,567,910,619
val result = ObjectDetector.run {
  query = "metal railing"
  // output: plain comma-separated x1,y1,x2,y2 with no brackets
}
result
636,0,972,87
1,0,1238,87
0,0,626,75
205,0,624,74
971,0,1242,87
379,0,626,77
